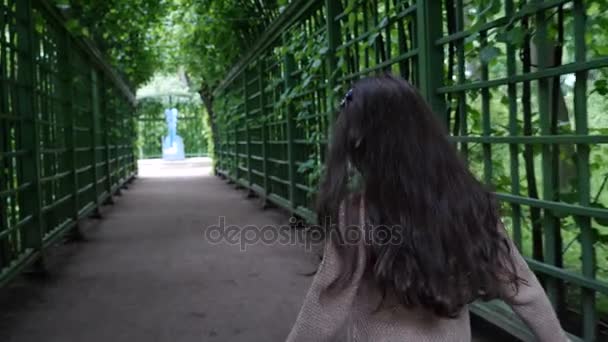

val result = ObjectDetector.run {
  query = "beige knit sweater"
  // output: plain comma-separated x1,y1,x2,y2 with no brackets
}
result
286,200,568,342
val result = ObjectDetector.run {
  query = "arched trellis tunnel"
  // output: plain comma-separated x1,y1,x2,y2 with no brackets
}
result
0,0,607,341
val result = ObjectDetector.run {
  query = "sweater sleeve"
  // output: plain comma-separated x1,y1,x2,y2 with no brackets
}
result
498,225,569,342
286,200,367,342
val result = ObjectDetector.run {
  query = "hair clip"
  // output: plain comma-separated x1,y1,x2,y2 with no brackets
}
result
340,88,353,108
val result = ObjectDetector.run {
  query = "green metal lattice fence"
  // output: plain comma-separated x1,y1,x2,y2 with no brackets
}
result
0,0,137,288
212,0,608,340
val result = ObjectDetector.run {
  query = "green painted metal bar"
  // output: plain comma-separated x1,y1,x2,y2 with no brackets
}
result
325,0,341,132
505,0,522,249
384,0,391,63
337,4,416,51
258,61,270,202
437,57,608,93
449,135,608,144
436,0,571,46
57,26,79,232
244,71,253,188
573,1,596,340
283,45,297,211
535,1,559,307
16,0,44,257
338,49,419,82
416,0,446,123
91,70,102,213
0,0,9,272
234,94,239,181
455,0,468,162
479,28,492,185
64,44,80,226
101,77,112,201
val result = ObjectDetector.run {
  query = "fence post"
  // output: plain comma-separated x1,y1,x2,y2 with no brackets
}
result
57,29,81,235
91,70,102,217
325,0,341,133
258,61,270,205
536,3,560,309
243,70,254,194
114,97,123,196
283,43,297,211
505,0,522,249
128,103,137,178
0,0,7,271
233,91,239,182
16,0,44,261
117,101,125,188
416,1,446,124
573,0,596,340
101,77,114,204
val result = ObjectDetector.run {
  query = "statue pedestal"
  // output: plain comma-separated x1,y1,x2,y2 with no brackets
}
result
162,135,185,161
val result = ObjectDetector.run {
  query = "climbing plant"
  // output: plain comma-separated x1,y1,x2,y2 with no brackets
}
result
52,0,171,87
160,0,289,117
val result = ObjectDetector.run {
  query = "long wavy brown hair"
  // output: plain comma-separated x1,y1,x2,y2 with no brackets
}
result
316,74,522,318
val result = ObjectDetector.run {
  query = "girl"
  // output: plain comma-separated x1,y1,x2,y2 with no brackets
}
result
286,75,567,341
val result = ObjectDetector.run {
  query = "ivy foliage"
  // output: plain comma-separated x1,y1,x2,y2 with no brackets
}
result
161,0,289,107
50,0,287,96
53,0,171,87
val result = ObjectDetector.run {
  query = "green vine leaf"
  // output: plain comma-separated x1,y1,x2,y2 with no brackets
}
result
496,26,525,46
591,203,608,226
367,32,380,47
594,79,608,96
480,45,500,64
312,58,322,69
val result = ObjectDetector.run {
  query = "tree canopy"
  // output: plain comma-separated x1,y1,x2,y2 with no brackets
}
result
53,0,288,92
53,0,170,87
160,0,288,115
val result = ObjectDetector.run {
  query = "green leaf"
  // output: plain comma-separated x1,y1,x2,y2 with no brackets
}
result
591,203,608,226
560,192,579,204
598,232,608,244
312,58,322,69
302,75,312,88
379,17,389,28
500,95,509,105
521,2,542,14
496,27,526,46
594,79,608,96
297,159,316,173
367,32,380,47
66,18,79,31
480,45,500,64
